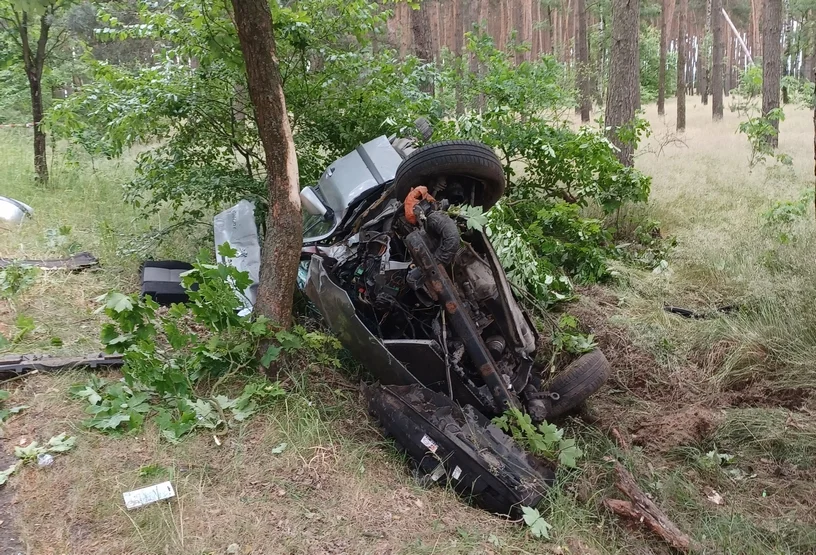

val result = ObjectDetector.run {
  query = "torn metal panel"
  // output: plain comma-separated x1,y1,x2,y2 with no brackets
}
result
0,353,124,379
303,255,420,386
0,252,98,271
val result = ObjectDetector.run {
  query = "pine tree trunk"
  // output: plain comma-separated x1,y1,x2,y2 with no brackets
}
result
489,0,502,47
412,1,435,93
19,12,50,183
430,0,442,59
28,74,48,183
454,0,465,114
712,0,724,119
762,0,782,148
700,0,711,104
230,0,302,334
605,0,639,166
658,0,669,115
677,0,688,131
725,27,733,94
576,0,591,121
522,0,533,62
544,5,553,54
752,0,763,58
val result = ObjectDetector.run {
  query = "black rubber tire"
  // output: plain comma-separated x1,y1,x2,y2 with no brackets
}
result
393,140,506,210
544,349,611,418
414,117,433,141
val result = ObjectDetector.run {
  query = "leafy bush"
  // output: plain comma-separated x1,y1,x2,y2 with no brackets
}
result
78,244,339,442
737,108,789,169
761,189,814,243
493,407,583,468
49,0,435,221
639,26,677,103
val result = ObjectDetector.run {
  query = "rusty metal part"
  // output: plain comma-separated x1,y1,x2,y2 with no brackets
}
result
404,230,519,412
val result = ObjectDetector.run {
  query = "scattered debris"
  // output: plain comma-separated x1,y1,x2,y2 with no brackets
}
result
0,196,32,225
604,462,700,552
0,251,97,271
663,304,738,319
704,487,724,505
123,481,176,509
0,353,124,380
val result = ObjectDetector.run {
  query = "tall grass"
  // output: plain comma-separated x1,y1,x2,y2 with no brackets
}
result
624,99,816,393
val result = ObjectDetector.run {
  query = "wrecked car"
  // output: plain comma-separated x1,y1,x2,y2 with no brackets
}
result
298,133,611,515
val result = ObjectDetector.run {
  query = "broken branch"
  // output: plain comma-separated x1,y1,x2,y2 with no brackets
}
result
604,462,700,552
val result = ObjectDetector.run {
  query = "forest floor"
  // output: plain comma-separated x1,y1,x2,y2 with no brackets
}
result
0,98,815,554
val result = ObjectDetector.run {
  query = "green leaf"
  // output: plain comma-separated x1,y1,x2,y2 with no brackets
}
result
521,506,552,539
0,405,28,423
0,463,19,486
275,330,303,350
261,345,282,367
558,439,583,468
91,412,131,430
0,390,8,401
217,242,238,259
47,433,77,453
72,385,102,405
15,441,45,460
105,292,134,313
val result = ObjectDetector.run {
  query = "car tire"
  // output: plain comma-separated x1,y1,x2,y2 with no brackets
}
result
414,117,433,141
544,349,611,418
393,140,506,210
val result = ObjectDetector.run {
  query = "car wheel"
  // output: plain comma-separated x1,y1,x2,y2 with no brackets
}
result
544,349,611,418
393,140,506,210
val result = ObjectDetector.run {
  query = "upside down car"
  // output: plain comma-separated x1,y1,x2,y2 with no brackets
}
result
298,130,611,515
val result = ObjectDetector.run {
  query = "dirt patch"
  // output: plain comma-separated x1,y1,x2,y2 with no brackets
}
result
630,405,723,452
566,286,692,404
722,385,812,411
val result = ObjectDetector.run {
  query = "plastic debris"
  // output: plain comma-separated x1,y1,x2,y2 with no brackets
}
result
123,481,176,510
36,453,54,467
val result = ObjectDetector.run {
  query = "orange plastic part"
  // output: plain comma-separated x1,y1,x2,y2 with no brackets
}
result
404,186,436,225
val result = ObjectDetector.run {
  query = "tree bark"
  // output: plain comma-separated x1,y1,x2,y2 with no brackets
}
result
605,0,639,166
677,0,688,131
605,463,700,552
544,5,553,54
522,0,533,62
658,0,669,115
18,11,50,183
762,0,782,148
576,0,591,121
725,26,732,95
230,0,302,333
711,0,724,119
411,2,435,94
454,0,465,114
700,0,712,104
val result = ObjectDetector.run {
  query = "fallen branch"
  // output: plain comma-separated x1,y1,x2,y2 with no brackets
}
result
604,462,700,552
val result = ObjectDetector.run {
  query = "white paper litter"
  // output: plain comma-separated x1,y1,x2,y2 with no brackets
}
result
123,481,176,510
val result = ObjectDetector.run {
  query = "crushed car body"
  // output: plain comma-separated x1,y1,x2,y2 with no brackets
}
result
298,131,611,515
